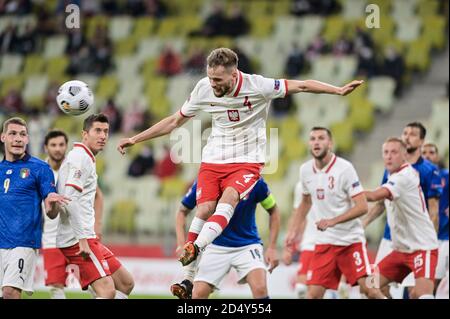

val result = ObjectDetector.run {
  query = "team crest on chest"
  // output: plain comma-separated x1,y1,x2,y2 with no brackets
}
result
20,168,30,179
227,109,240,122
316,188,325,200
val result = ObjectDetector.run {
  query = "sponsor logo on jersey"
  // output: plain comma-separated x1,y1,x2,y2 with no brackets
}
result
316,188,325,200
227,110,240,122
274,79,280,90
20,168,30,179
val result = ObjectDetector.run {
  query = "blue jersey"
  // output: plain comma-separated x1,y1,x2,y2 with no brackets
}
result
382,157,443,240
438,168,449,240
181,178,274,247
0,154,56,249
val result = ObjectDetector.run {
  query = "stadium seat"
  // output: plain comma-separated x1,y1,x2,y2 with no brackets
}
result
0,75,24,98
132,17,156,41
297,15,324,48
114,37,137,56
335,55,358,84
417,0,440,16
395,16,422,43
23,54,45,76
392,0,419,20
341,0,368,20
330,121,354,153
348,98,374,132
322,16,346,45
367,76,396,113
46,56,69,81
160,177,188,200
422,15,446,50
0,54,23,79
96,75,119,100
22,75,48,106
43,36,68,59
108,16,133,42
249,16,274,38
405,38,431,72
109,199,138,235
309,55,336,83
115,77,144,111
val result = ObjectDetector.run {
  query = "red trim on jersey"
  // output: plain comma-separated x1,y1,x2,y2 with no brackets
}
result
381,186,394,201
392,163,409,174
325,155,337,173
208,214,229,230
233,71,243,97
179,109,194,118
74,143,95,163
351,191,365,199
65,183,83,192
284,79,289,97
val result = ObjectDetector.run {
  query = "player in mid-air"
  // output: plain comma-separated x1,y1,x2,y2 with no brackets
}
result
422,143,448,292
363,122,442,297
55,114,134,299
41,129,105,299
365,137,439,299
0,118,68,299
171,177,280,299
285,127,385,299
117,48,363,273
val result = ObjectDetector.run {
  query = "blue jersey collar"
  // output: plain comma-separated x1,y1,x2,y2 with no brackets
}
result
2,152,31,163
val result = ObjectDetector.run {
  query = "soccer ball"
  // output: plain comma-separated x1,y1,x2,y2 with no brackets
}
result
56,80,94,116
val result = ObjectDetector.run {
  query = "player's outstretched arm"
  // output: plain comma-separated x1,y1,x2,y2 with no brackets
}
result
286,79,364,96
316,193,368,231
265,204,281,273
117,111,190,155
175,204,192,254
362,200,386,228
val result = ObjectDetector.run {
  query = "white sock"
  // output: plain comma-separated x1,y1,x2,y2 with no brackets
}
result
183,259,198,283
95,297,107,299
195,203,234,249
418,294,434,299
295,283,307,299
187,217,206,242
88,285,97,298
115,290,129,299
49,286,66,299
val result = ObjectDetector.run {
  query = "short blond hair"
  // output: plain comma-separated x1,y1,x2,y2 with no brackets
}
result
2,117,28,133
384,136,406,149
206,48,238,69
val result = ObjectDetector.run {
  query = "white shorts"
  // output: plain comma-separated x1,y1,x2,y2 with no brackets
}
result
436,240,449,279
194,243,267,289
375,238,393,264
0,247,38,295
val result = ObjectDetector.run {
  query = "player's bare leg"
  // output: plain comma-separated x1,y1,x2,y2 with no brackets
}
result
358,275,388,299
411,278,434,299
111,266,134,298
90,276,116,299
2,286,21,299
306,285,327,299
245,268,269,298
192,281,214,299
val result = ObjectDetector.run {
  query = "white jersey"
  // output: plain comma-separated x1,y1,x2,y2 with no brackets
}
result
42,166,59,249
56,143,97,248
293,181,318,251
382,164,439,253
300,154,366,246
179,71,287,163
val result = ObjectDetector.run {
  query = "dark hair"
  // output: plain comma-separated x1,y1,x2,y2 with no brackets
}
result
384,136,407,149
2,117,27,133
311,126,333,139
207,48,238,69
406,122,426,139
83,113,109,131
44,129,68,146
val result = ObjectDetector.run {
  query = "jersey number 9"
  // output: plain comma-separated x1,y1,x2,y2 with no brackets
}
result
3,178,10,194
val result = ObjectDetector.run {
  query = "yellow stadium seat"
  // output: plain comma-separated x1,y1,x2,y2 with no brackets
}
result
132,17,156,41
23,55,45,76
418,0,439,16
322,16,346,45
348,98,374,132
160,177,187,200
405,38,431,72
46,56,69,81
331,121,354,154
0,75,24,98
422,15,446,50
156,17,180,37
96,75,118,100
114,37,137,56
250,16,274,38
109,199,138,234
